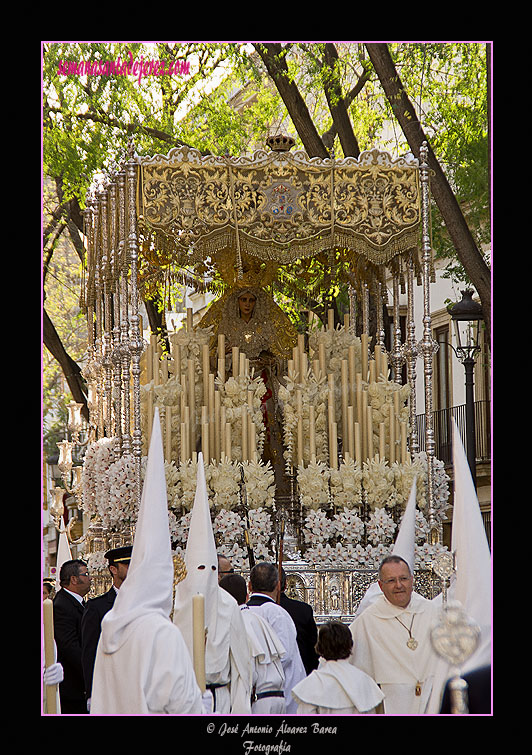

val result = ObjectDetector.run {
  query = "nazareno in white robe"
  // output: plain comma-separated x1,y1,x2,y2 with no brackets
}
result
291,658,384,715
173,453,252,714
240,605,287,714
247,596,306,714
90,410,203,716
349,592,441,715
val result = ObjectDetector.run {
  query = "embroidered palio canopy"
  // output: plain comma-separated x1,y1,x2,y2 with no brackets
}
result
137,144,421,272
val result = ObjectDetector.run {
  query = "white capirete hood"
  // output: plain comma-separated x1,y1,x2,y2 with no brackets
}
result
100,409,174,653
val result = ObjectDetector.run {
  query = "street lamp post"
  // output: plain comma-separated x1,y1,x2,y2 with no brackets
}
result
447,290,484,485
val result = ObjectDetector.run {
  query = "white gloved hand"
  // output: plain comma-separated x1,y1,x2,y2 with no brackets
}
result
201,690,214,714
43,662,64,686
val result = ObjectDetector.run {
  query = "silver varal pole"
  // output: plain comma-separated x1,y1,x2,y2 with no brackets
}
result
419,142,438,541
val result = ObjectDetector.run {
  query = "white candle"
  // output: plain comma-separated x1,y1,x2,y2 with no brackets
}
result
361,333,368,381
379,422,386,460
341,359,348,447
43,598,57,714
331,422,338,469
202,344,210,407
187,360,195,452
192,594,206,693
165,407,172,461
232,347,239,377
318,343,326,378
389,404,395,463
225,421,231,461
367,406,374,459
214,390,221,462
309,405,316,461
241,405,248,461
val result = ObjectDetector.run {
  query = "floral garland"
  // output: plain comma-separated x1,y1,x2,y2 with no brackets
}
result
299,452,451,569
278,372,330,466
216,373,267,458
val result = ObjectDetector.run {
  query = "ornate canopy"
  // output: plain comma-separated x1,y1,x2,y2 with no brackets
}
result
137,144,421,278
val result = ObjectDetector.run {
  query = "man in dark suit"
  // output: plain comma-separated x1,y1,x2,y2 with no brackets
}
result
53,559,91,713
279,568,320,675
81,545,132,708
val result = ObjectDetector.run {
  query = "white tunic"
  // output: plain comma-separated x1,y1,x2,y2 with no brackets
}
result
247,595,306,714
349,592,441,715
292,658,384,715
91,613,202,715
240,606,287,714
202,589,253,715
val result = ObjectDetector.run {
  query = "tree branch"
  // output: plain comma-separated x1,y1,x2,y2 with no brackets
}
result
254,43,329,159
365,43,491,340
43,308,89,421
322,43,361,158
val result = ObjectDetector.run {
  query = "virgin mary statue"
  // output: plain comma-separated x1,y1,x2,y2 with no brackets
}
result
198,255,298,494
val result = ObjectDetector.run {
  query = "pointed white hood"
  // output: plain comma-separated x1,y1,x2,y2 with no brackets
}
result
448,418,491,670
100,408,174,653
353,476,417,618
173,453,230,672
427,419,492,712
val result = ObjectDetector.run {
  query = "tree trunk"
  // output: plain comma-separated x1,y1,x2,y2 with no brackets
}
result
365,43,491,343
322,44,361,158
43,308,89,421
254,43,330,159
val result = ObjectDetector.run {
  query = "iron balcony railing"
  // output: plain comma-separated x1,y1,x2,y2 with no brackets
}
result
415,400,491,467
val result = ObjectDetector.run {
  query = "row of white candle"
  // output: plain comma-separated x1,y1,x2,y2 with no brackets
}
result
143,323,260,464
289,311,408,468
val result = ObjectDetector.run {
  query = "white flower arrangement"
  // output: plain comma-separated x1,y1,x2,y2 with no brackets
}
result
278,372,329,466
366,507,397,545
214,509,244,542
81,437,119,517
297,460,330,510
362,457,396,509
85,550,108,572
104,453,139,530
332,507,364,542
242,459,276,509
303,509,335,544
216,373,267,458
308,324,363,379
209,459,241,510
329,457,363,509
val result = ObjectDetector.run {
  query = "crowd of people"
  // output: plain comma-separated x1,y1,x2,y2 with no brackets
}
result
42,415,490,716
43,551,490,716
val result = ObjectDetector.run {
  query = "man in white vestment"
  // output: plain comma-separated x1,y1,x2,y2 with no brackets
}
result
220,573,287,714
173,453,252,715
90,411,203,715
292,621,384,715
349,555,441,715
246,562,306,714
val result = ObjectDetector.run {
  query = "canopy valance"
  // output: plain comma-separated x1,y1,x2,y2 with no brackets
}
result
137,145,421,273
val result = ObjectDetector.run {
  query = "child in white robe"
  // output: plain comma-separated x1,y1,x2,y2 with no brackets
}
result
291,621,384,715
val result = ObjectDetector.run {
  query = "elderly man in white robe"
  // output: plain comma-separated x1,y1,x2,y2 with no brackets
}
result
349,555,442,715
220,572,287,714
292,621,384,715
246,561,306,714
173,453,252,715
90,411,203,715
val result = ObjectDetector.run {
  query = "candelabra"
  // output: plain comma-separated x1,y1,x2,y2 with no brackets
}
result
49,401,88,536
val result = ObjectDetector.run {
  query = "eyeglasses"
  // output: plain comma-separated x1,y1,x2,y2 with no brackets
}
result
77,572,91,578
219,569,234,575
380,576,412,585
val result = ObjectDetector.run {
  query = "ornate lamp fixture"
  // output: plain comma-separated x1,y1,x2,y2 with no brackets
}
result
447,290,485,483
448,289,484,363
